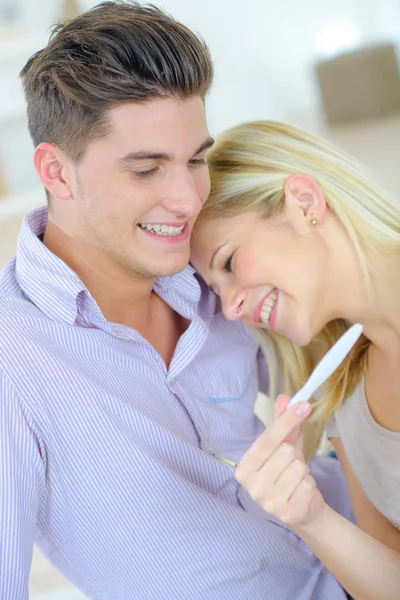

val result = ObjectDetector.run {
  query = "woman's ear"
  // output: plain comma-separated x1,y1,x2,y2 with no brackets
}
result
282,173,327,235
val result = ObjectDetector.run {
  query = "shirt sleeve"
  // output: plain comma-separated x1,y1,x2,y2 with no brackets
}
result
0,371,45,600
325,416,341,439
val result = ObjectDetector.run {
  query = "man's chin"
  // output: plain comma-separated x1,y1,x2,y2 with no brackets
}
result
158,262,189,278
147,254,190,278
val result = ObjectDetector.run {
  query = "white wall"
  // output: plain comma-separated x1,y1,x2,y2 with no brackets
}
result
135,0,400,133
1,0,400,196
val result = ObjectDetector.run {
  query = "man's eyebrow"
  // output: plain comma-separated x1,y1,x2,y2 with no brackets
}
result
118,150,170,163
117,137,215,164
209,243,226,270
195,137,215,155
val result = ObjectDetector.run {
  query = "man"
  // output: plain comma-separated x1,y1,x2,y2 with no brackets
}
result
0,2,352,598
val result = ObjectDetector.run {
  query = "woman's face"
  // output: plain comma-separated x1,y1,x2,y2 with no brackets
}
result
191,209,331,347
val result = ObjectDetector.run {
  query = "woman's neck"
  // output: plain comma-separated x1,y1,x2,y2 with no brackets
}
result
340,249,400,358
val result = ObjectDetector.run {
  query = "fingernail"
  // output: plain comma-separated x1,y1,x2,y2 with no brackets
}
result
296,402,311,417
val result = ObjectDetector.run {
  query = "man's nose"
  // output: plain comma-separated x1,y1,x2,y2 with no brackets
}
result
162,168,203,218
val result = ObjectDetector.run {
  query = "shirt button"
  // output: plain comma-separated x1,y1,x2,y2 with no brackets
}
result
169,380,175,387
90,305,98,314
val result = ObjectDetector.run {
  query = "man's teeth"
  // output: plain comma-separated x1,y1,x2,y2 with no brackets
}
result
260,291,277,325
139,223,185,236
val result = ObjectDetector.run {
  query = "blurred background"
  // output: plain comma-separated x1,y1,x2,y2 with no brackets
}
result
1,0,400,597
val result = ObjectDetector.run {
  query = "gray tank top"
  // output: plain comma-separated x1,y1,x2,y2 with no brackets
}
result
326,377,400,529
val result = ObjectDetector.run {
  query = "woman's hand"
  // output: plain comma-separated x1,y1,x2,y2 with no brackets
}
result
236,395,326,528
237,396,400,600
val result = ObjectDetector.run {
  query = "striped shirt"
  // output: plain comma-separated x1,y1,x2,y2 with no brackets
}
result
0,207,351,599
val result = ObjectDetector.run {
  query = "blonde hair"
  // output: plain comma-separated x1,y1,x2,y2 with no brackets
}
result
198,121,400,458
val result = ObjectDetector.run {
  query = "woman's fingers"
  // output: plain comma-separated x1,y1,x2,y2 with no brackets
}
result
239,442,302,491
275,458,311,499
237,398,311,475
274,394,291,420
235,394,324,527
243,456,319,526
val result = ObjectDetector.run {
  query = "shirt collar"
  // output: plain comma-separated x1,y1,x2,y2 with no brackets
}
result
154,265,201,303
15,207,219,324
16,208,87,324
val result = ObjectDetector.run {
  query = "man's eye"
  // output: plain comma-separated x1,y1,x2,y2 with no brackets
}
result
134,167,158,178
223,254,233,273
189,158,207,166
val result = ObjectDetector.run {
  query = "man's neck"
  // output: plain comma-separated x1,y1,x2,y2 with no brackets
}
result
42,221,156,329
42,220,190,366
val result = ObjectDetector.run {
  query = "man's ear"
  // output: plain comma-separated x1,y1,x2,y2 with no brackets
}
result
33,142,73,200
282,173,327,235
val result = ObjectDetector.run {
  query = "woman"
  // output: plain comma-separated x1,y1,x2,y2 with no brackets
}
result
190,121,400,600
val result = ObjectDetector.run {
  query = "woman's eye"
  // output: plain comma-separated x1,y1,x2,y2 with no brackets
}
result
134,167,158,178
223,254,233,273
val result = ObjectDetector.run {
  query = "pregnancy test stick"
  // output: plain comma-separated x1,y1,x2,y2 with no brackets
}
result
286,323,363,409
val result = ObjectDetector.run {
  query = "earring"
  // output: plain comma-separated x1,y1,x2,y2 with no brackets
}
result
310,218,318,226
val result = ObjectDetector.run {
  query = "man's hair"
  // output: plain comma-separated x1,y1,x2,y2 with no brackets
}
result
20,0,213,162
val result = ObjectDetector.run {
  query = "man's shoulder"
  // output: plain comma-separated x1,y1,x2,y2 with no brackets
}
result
0,257,24,306
0,258,42,336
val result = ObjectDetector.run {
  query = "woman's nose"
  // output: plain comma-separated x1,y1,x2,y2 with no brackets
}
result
221,288,247,321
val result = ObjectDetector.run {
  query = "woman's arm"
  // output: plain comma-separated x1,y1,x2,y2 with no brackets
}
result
294,502,400,600
236,396,400,600
331,437,400,553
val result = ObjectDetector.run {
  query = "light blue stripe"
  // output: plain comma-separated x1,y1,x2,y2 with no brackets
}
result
208,370,255,404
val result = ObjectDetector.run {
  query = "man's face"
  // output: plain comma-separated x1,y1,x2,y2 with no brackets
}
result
64,96,212,278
